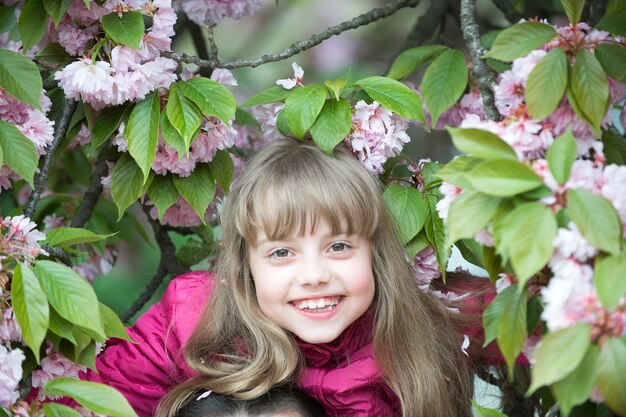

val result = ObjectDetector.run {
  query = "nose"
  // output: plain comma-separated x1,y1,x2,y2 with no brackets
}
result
296,255,330,286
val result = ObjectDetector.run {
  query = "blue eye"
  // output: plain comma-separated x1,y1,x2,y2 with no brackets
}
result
330,242,348,252
272,248,291,258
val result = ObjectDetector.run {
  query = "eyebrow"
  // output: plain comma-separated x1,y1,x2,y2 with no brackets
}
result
255,231,352,247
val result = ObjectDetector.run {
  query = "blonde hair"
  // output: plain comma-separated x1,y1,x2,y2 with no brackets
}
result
157,140,473,417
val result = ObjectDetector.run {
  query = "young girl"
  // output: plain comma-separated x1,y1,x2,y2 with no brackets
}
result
80,140,474,417
176,385,326,417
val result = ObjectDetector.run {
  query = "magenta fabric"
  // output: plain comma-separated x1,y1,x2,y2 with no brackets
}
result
83,271,400,417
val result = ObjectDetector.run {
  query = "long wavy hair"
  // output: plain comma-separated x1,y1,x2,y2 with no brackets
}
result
157,139,474,417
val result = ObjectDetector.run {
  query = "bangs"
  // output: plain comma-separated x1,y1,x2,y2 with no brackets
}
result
231,144,382,245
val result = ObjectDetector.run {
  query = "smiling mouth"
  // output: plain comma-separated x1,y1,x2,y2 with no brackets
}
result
293,296,342,312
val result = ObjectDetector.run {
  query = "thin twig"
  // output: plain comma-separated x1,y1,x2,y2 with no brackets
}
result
401,0,449,50
70,143,111,229
207,24,219,64
24,100,78,219
120,261,167,323
42,244,72,266
120,205,190,322
163,0,421,69
459,0,502,121
492,0,522,23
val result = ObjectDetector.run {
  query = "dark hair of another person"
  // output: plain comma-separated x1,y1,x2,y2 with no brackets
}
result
176,385,327,417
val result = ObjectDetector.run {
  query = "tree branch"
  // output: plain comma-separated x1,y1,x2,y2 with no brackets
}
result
70,143,111,229
24,100,78,219
459,0,502,121
120,205,190,322
42,244,72,266
207,24,219,64
492,0,522,23
163,0,421,69
401,0,449,50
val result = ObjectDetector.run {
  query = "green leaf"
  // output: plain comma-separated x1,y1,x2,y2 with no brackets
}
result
497,286,527,375
597,1,626,37
90,104,129,154
386,45,448,80
594,252,626,309
126,92,160,183
455,238,485,269
502,202,556,286
147,175,179,219
178,77,236,124
422,49,468,128
275,108,290,137
46,227,115,248
43,403,86,417
283,84,327,138
355,76,425,124
166,83,203,149
43,0,73,27
570,48,610,134
310,98,352,154
467,159,543,197
405,231,430,259
35,43,72,66
526,48,568,120
552,345,599,417
110,153,144,220
0,48,43,109
528,324,591,394
44,378,139,417
602,129,626,165
472,400,508,417
324,79,347,100
436,155,484,189
0,5,17,34
483,22,556,62
597,337,626,416
160,108,186,156
382,184,427,244
568,189,622,255
99,303,132,341
425,193,449,279
447,127,517,160
234,107,259,127
595,43,626,83
483,284,516,346
240,86,291,107
209,150,234,193
561,0,584,24
18,0,48,52
447,190,501,243
546,127,576,185
0,120,39,187
48,307,77,345
34,260,104,339
101,11,145,48
173,164,215,223
12,264,49,362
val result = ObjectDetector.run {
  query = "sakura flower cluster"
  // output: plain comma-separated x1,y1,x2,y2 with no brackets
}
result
0,216,47,266
346,101,410,174
54,0,178,109
0,87,54,191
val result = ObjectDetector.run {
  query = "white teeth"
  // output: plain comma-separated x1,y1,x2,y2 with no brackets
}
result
296,297,339,310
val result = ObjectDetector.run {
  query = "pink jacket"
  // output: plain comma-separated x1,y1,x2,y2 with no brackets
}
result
83,271,400,417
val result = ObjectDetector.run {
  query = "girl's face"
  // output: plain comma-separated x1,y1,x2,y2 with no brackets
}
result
248,219,375,344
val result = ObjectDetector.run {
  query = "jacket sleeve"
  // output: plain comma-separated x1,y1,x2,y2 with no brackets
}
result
80,271,213,417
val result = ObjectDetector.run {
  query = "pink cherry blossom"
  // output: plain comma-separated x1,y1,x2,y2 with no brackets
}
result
211,69,238,87
73,247,117,283
500,117,553,159
412,245,441,285
435,182,462,220
56,17,97,56
19,109,55,155
31,345,87,399
601,164,626,231
276,62,304,90
0,215,47,261
552,223,598,262
346,100,410,174
0,345,24,408
495,273,514,294
0,308,22,343
252,102,284,141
